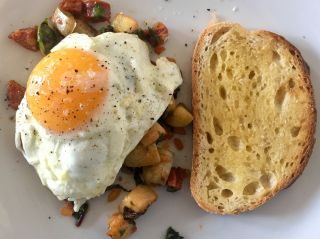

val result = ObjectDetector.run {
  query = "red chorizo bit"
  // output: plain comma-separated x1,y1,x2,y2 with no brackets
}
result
154,45,165,55
59,0,83,14
152,22,168,44
7,80,26,110
173,138,184,151
8,27,38,51
82,0,111,22
166,167,188,192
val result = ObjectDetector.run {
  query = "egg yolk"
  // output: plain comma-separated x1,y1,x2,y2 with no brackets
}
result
26,48,108,133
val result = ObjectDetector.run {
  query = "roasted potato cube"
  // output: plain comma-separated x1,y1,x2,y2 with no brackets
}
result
51,7,76,36
142,149,173,185
120,185,157,220
112,13,139,33
165,104,193,127
107,212,137,239
124,143,160,167
140,123,166,147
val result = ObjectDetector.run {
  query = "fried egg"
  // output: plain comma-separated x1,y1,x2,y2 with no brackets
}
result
15,32,182,210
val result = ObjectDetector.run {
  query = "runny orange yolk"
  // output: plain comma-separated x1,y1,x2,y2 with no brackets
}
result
26,48,108,133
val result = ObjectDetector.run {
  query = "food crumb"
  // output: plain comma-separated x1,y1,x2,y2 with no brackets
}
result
184,43,188,47
232,6,239,12
48,216,51,220
173,138,184,151
206,8,211,12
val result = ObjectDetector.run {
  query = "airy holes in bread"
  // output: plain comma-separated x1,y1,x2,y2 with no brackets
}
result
210,53,218,72
246,145,252,152
248,70,255,79
290,126,301,137
260,173,276,189
274,85,287,109
206,132,213,144
288,78,295,88
219,86,226,99
207,181,219,190
221,189,233,198
220,50,227,61
213,117,223,136
215,165,235,182
272,50,281,62
226,68,233,79
243,182,260,195
227,136,241,151
208,148,215,153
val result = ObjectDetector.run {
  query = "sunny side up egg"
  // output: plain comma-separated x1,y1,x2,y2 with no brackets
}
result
15,32,182,210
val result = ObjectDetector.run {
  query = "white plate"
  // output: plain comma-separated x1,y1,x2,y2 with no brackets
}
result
0,0,319,238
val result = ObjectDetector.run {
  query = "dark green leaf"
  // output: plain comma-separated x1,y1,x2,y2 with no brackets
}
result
166,227,184,239
37,19,63,55
93,3,106,18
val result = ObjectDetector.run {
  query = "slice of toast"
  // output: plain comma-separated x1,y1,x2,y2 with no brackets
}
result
191,22,316,214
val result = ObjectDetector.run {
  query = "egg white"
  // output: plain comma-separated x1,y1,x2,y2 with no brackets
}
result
15,32,182,210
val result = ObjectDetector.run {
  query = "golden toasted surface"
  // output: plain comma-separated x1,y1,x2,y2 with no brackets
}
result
191,22,316,214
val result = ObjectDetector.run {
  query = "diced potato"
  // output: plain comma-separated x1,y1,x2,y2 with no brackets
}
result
112,13,139,33
142,149,173,185
140,122,166,147
119,185,157,219
51,7,76,36
165,104,193,127
107,212,137,239
124,143,160,167
74,19,97,37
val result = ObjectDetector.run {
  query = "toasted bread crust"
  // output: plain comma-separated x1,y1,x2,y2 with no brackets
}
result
191,23,316,214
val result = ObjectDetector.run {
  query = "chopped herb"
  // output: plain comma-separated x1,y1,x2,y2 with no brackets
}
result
37,18,62,55
93,3,106,18
72,202,89,227
166,227,184,239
